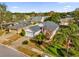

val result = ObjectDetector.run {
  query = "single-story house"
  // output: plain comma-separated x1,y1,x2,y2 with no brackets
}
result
59,15,73,26
7,20,31,33
23,21,59,39
59,18,71,26
0,22,14,29
24,25,41,38
41,21,59,39
30,16,49,24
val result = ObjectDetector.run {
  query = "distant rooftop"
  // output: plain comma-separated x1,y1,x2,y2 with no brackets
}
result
30,16,49,22
31,16,42,22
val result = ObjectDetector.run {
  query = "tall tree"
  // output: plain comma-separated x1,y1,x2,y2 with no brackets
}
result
0,3,7,23
45,12,60,23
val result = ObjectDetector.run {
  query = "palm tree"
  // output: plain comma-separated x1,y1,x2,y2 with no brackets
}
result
65,23,79,56
35,33,45,45
0,3,7,30
5,11,12,22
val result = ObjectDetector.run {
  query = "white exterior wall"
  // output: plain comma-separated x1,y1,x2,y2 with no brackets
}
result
25,29,41,38
34,30,41,36
50,26,59,39
41,17,45,22
60,22,69,26
25,31,34,37
25,29,34,37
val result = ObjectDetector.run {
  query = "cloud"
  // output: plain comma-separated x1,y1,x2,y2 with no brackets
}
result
63,8,68,10
63,5,72,11
64,5,71,8
12,6,19,8
57,5,72,12
22,9,26,10
57,2,65,4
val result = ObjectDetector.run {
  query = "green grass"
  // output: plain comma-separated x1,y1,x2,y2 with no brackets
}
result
42,46,56,56
69,48,79,56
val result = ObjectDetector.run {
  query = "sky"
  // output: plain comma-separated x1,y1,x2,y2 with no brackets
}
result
0,2,79,13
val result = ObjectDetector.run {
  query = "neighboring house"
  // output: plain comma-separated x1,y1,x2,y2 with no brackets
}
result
30,16,49,24
59,18,71,26
59,15,73,26
41,21,59,39
0,22,15,30
24,25,41,38
7,20,31,33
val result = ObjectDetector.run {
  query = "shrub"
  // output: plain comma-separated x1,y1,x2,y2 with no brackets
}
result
20,29,25,36
22,40,28,45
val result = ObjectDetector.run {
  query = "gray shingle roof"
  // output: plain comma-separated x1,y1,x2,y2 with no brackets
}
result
8,20,31,30
31,16,42,22
31,16,49,22
0,44,26,57
29,25,41,33
42,21,59,31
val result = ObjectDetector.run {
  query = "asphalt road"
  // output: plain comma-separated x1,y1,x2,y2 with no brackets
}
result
0,44,27,57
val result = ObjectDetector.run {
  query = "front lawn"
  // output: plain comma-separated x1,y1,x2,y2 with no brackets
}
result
2,34,21,45
0,29,5,36
17,46,39,57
